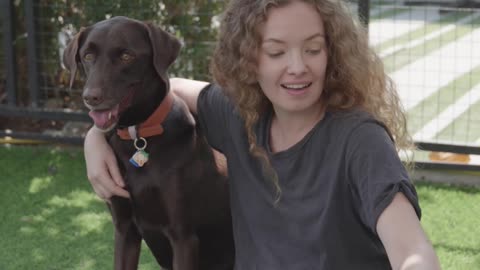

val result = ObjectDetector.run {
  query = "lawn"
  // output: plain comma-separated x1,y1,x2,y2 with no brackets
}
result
0,145,158,270
0,145,479,269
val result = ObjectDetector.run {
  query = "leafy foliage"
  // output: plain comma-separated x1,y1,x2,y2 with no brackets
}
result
7,1,224,105
45,0,224,79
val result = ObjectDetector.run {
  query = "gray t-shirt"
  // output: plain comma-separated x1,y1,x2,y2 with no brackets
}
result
197,84,421,270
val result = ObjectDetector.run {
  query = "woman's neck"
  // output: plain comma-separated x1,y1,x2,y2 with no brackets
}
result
269,102,326,153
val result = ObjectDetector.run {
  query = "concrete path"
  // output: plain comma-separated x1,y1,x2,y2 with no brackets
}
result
413,83,480,141
370,5,480,149
369,8,442,46
390,26,480,110
379,12,480,58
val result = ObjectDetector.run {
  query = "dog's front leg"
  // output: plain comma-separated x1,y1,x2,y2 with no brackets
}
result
169,232,200,270
110,197,142,270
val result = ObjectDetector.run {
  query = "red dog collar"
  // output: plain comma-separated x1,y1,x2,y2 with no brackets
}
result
116,92,174,140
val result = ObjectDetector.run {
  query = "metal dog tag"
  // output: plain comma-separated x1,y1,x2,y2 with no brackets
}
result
129,137,149,168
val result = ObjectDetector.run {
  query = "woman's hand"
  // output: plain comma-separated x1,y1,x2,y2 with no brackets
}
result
84,127,130,201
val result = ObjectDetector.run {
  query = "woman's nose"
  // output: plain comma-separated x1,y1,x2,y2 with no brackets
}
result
287,51,307,75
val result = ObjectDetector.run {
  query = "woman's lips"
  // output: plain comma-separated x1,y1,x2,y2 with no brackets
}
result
282,82,312,95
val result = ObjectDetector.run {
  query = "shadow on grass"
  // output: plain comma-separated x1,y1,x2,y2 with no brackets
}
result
414,180,480,205
415,181,480,194
434,243,480,257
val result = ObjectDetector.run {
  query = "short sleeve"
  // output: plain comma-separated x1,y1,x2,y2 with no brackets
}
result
196,83,234,153
346,121,421,234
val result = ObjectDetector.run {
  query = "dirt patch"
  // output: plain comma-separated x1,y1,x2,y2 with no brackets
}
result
0,116,64,132
0,84,91,138
0,115,91,139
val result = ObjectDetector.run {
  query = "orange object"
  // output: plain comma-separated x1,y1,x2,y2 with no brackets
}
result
117,92,174,140
428,152,471,164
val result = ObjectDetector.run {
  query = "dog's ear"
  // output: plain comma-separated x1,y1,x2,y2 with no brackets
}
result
144,22,181,84
63,27,86,89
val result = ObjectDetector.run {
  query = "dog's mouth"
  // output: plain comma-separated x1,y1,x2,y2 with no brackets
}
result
88,89,135,132
89,106,120,132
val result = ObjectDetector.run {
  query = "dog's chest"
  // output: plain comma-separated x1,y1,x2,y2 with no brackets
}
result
110,133,196,188
109,134,207,226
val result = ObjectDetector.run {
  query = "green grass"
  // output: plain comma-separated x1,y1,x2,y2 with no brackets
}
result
1,145,479,269
0,145,157,270
415,181,480,269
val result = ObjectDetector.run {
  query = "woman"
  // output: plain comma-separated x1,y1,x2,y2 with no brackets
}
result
84,0,441,269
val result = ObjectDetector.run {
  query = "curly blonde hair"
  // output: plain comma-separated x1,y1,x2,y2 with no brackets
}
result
211,0,413,196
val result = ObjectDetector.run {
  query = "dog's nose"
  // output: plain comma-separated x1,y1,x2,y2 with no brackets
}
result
83,88,104,106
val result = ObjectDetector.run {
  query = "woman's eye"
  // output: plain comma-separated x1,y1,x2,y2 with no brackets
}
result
120,53,135,63
306,49,322,55
267,51,284,58
83,53,95,62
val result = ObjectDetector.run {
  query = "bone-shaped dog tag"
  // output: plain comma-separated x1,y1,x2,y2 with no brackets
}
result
130,137,149,168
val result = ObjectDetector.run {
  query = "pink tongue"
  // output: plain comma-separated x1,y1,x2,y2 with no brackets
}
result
88,106,119,130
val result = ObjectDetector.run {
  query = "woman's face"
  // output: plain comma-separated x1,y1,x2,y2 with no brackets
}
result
257,0,327,117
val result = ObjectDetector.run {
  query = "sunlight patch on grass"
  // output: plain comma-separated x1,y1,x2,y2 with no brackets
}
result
32,208,54,222
72,212,111,235
73,258,97,270
32,248,46,263
20,208,51,225
19,208,55,235
48,190,100,209
19,226,36,235
29,176,53,194
46,226,61,237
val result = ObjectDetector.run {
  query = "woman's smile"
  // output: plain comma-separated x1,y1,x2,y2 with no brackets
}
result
281,82,313,96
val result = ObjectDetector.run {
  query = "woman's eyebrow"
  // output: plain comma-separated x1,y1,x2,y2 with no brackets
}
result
263,33,325,44
305,33,326,41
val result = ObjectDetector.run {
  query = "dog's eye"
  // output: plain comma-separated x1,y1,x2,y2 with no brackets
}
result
83,53,95,62
120,53,135,63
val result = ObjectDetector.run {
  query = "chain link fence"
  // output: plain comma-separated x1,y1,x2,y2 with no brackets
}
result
369,0,480,168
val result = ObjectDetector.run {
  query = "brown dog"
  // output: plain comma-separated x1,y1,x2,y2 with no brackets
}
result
63,16,234,270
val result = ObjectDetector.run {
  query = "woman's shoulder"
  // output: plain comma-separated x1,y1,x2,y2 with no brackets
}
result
329,108,374,122
327,108,382,130
322,108,391,143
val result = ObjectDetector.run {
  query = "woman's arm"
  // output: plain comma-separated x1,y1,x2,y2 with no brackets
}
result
170,77,209,114
170,78,228,176
84,127,130,200
377,193,441,270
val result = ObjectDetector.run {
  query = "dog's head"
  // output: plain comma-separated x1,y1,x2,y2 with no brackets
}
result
63,16,181,131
